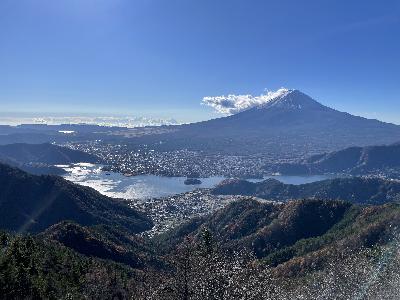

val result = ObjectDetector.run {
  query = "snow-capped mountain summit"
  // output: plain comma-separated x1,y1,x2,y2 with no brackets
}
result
218,89,341,128
202,87,293,114
202,88,326,115
255,89,326,111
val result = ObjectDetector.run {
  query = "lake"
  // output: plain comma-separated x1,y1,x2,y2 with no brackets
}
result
58,163,337,200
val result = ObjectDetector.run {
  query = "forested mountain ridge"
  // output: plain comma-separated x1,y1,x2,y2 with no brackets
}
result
0,163,152,233
211,177,400,204
42,221,157,268
1,196,400,299
271,142,400,177
0,143,100,175
155,198,400,274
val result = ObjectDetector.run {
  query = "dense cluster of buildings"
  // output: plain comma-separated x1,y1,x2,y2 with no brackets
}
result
64,141,289,178
131,189,259,236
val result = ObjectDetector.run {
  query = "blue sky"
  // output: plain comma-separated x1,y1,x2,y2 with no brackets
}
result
0,0,399,123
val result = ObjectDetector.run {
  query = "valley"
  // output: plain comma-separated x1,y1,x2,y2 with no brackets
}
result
1,90,400,299
2,2,399,298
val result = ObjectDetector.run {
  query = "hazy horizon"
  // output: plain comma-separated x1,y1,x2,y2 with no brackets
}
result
1,88,399,126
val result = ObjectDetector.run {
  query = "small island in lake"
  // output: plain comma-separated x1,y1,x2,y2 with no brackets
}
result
184,178,202,185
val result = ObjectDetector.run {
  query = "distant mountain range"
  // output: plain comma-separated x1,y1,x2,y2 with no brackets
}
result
0,115,179,127
269,143,400,177
125,89,400,156
1,90,400,159
0,163,152,233
211,177,400,205
0,143,99,175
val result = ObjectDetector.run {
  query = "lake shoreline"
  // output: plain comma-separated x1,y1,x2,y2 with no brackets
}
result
57,163,341,201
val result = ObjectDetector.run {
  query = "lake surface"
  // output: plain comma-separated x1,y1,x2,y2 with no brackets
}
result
58,163,337,200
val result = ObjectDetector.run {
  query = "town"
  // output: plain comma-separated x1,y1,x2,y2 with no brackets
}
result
63,140,291,179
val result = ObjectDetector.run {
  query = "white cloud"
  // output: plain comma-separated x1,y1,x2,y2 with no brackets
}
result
202,88,291,115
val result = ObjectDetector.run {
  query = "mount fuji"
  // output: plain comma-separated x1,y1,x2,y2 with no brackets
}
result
132,89,400,157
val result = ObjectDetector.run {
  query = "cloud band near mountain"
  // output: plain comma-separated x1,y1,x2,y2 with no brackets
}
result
202,88,290,114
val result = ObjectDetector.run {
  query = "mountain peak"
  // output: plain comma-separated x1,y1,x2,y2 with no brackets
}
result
202,88,326,115
255,89,324,111
203,88,298,115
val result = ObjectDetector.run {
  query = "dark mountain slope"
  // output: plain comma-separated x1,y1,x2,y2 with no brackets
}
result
272,143,400,176
42,221,157,268
0,163,153,233
0,143,100,175
0,143,99,165
156,199,351,258
0,155,66,176
211,177,400,204
156,199,400,270
2,200,400,299
0,230,145,299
